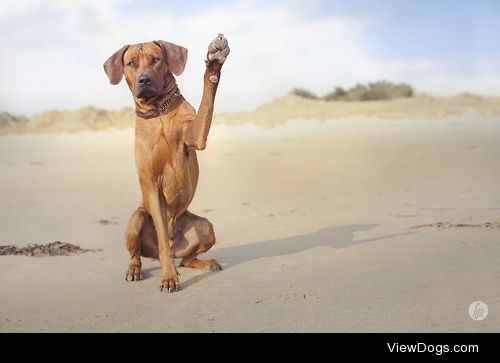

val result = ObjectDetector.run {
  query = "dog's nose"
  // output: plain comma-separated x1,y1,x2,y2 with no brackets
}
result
138,75,152,86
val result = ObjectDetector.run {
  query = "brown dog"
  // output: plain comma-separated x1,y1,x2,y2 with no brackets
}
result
103,34,229,292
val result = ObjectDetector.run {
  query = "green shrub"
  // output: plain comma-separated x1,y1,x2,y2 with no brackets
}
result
363,81,414,100
291,82,414,102
324,87,347,101
345,83,370,101
289,88,319,100
335,81,413,101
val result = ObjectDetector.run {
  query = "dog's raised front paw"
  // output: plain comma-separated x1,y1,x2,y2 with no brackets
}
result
206,33,230,66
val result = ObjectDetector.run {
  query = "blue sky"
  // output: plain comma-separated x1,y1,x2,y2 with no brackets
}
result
1,0,499,115
332,0,500,60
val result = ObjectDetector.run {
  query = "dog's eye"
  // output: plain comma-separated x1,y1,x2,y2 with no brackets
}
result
126,60,134,67
152,57,160,65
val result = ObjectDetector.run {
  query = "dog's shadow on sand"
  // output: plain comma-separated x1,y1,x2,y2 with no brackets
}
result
149,223,412,289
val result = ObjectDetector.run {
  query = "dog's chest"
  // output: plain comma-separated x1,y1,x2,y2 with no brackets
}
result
135,119,189,182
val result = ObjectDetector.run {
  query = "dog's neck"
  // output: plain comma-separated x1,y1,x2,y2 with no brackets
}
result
134,76,181,120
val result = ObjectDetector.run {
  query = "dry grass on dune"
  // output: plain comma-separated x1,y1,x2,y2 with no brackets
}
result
215,93,500,127
26,106,135,133
1,93,500,134
0,112,29,131
0,107,135,134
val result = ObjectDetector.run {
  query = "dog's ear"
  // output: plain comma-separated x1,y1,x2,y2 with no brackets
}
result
154,40,188,76
103,45,130,85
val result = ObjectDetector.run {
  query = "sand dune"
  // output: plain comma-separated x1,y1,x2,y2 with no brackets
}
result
219,93,500,126
2,93,500,134
1,106,135,134
0,112,28,131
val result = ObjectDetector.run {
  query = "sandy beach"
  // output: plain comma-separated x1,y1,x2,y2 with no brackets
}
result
0,114,499,332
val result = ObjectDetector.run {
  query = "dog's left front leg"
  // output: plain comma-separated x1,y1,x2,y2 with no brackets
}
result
147,190,180,292
185,33,230,151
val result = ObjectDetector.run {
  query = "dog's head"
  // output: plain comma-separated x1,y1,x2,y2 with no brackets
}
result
103,41,187,104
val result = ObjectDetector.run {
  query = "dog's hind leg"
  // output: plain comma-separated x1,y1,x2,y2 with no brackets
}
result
174,211,221,271
124,207,148,281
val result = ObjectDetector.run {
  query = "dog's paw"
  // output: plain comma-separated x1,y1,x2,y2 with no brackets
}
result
180,258,222,271
159,273,181,293
206,33,230,66
125,263,142,282
207,259,223,271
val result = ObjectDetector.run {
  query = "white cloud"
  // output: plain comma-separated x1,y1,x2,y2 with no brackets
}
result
0,0,499,116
